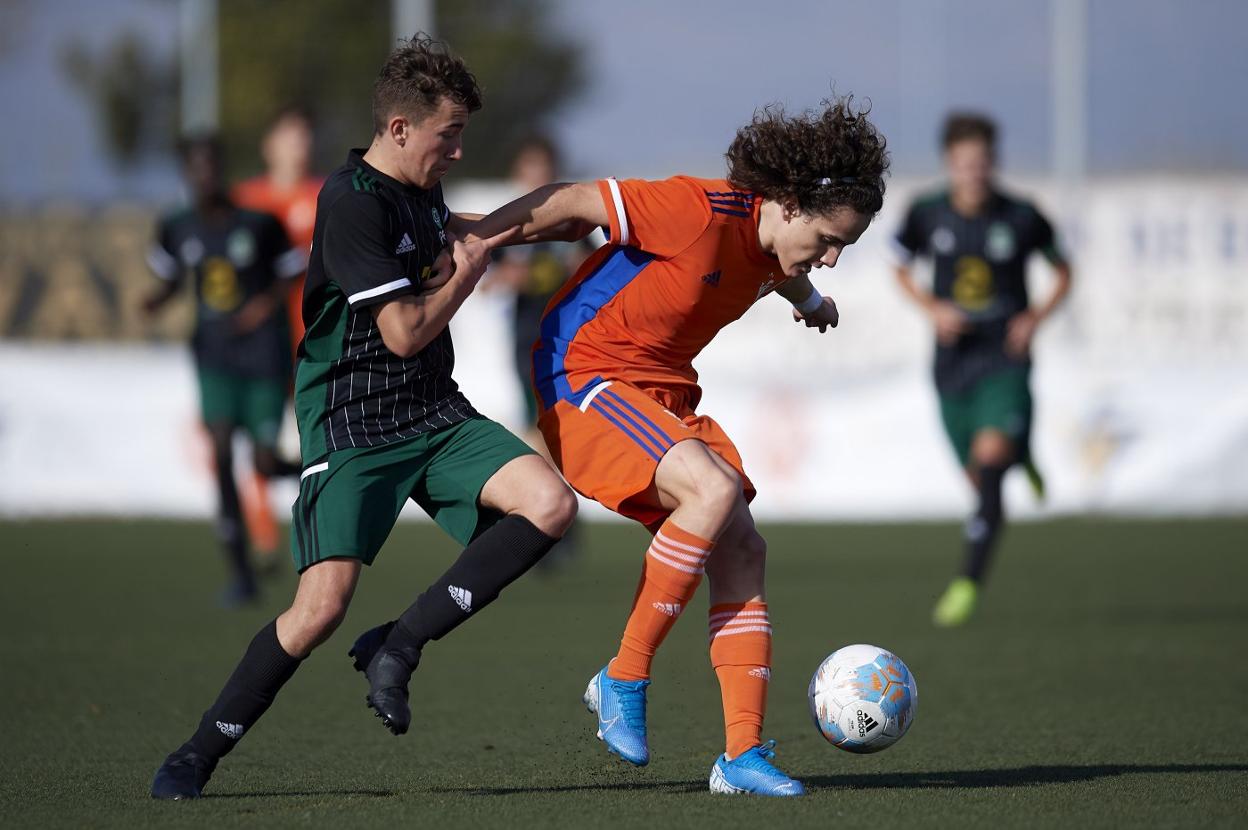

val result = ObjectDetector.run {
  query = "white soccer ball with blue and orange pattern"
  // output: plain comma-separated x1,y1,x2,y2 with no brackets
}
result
808,644,918,753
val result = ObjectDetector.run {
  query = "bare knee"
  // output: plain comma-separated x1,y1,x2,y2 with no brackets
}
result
971,430,1015,470
684,465,742,528
280,593,350,658
520,475,578,537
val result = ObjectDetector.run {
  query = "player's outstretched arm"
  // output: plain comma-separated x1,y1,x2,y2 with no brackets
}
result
467,182,609,246
372,229,513,358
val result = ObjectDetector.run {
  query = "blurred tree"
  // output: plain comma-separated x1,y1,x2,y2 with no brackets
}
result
61,32,178,169
62,0,585,182
217,0,390,179
436,0,586,177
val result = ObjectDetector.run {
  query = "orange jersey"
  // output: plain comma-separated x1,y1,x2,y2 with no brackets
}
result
231,175,323,250
232,175,323,348
533,176,784,412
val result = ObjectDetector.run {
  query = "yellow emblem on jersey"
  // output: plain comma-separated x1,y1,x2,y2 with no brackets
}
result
952,255,994,311
201,256,243,312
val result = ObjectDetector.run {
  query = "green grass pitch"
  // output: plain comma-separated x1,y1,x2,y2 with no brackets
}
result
2,518,1246,828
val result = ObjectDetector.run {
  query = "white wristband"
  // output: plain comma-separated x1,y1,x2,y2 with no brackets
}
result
794,285,823,314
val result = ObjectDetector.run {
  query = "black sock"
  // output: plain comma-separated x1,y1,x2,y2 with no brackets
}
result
963,464,1006,583
385,515,559,658
214,460,252,587
182,620,302,763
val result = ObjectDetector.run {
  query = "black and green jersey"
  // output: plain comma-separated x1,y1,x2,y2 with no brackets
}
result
893,188,1067,394
148,204,303,377
295,149,475,463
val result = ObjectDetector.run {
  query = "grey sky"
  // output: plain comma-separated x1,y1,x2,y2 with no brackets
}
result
1,0,1245,202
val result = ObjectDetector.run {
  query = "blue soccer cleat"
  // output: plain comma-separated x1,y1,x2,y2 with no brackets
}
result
582,664,650,766
708,740,806,797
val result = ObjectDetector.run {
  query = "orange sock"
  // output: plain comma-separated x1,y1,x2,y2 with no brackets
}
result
608,520,714,682
709,601,772,759
242,470,279,556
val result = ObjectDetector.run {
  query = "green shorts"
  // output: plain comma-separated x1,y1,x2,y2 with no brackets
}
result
197,369,288,448
939,368,1033,467
290,416,535,573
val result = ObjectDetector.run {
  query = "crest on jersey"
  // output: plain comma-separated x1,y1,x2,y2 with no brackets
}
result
931,226,956,255
179,237,205,267
986,222,1016,261
432,206,447,245
226,228,256,267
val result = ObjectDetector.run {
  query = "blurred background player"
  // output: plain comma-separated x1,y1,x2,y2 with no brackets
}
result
144,135,307,605
488,135,594,567
232,106,324,569
891,113,1072,627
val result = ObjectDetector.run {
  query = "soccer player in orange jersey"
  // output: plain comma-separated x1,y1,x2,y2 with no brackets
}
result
470,98,889,796
232,107,324,567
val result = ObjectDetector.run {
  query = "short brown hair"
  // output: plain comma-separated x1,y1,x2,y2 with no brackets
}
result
941,112,997,151
725,96,889,216
371,34,482,135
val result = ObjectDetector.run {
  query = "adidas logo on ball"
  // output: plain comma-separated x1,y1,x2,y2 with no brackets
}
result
856,710,879,737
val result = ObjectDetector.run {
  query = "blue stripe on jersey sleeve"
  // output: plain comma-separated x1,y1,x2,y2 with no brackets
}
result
533,246,655,408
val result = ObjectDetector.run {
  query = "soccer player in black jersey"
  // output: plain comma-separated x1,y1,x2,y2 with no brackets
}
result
151,36,576,799
891,113,1072,626
144,136,305,605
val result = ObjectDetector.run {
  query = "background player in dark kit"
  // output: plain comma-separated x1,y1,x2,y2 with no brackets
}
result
144,136,305,605
150,35,576,799
891,113,1072,627
488,135,594,568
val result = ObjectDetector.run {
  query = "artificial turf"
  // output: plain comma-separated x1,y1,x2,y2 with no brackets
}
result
1,518,1245,828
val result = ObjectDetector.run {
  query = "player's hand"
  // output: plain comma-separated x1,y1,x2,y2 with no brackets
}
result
420,247,456,293
792,296,839,333
232,294,277,334
929,300,969,345
1006,308,1040,357
445,229,521,292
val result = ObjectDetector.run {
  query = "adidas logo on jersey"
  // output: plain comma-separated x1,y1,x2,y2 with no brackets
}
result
652,601,682,617
395,233,416,254
448,585,473,613
701,270,721,287
216,721,245,740
748,667,771,681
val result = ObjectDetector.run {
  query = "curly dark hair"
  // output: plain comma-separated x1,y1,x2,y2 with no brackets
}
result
725,97,889,216
372,34,482,135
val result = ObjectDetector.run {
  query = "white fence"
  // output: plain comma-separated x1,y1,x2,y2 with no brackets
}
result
1,177,1245,519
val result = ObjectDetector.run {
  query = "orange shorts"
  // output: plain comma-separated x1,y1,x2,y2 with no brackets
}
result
537,377,755,530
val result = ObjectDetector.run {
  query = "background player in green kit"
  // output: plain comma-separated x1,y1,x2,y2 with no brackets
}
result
150,35,576,799
144,136,305,605
892,113,1072,627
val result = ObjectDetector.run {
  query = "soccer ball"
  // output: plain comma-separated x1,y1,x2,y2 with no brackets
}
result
808,644,918,753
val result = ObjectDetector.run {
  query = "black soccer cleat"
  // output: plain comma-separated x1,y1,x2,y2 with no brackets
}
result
151,747,215,800
349,622,420,736
347,621,396,673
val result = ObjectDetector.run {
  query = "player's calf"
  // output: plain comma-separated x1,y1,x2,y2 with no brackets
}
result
353,514,561,736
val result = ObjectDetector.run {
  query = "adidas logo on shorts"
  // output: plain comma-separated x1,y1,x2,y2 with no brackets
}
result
216,721,245,740
652,602,682,616
448,585,473,613
748,667,771,681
